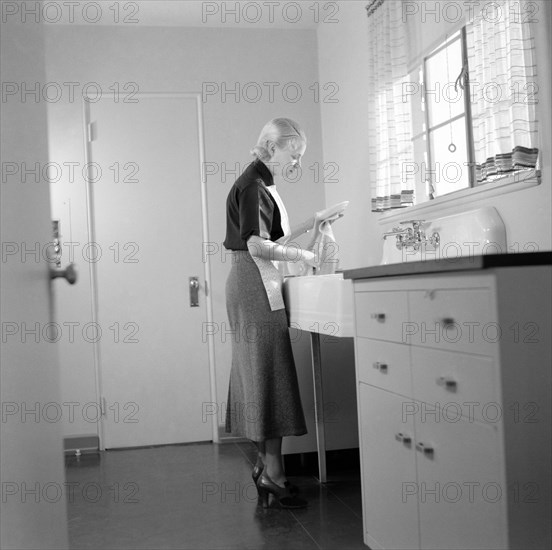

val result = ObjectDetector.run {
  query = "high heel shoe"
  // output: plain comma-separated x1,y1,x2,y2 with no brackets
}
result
252,462,299,495
256,472,307,509
252,462,264,485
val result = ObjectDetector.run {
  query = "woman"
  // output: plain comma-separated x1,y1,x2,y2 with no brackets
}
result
223,118,321,509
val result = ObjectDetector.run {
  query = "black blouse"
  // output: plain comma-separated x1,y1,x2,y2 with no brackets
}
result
223,159,284,250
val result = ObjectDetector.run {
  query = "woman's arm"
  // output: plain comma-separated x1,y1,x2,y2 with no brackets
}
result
278,213,344,247
247,235,317,265
275,216,315,245
289,216,315,240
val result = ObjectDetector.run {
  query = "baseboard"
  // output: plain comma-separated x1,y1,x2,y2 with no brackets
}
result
63,434,99,456
217,423,249,444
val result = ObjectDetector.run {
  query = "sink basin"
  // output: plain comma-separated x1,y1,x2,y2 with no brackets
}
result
283,273,354,337
381,207,507,264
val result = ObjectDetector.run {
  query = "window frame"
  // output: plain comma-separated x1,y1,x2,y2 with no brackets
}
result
422,27,476,194
378,21,542,223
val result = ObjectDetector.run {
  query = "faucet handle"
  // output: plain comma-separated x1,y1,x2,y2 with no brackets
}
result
400,219,426,228
382,226,410,239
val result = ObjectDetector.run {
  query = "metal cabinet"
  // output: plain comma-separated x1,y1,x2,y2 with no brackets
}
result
352,267,551,549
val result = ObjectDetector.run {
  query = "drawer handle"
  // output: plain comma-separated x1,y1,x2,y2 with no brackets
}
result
436,376,457,391
372,362,388,373
395,432,412,444
370,313,386,322
440,317,455,327
415,442,434,456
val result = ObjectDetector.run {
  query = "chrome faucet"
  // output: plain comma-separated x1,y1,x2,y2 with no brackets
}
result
383,220,440,251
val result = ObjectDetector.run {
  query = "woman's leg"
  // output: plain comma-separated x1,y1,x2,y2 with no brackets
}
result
254,440,265,468
263,437,287,487
255,438,306,507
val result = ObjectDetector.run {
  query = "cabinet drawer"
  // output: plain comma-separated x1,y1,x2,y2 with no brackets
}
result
356,338,412,396
407,288,496,355
411,347,497,424
355,290,408,342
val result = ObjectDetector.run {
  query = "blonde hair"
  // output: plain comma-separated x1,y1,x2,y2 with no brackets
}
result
250,117,307,162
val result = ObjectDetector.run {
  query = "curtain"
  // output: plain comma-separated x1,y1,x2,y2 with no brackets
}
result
366,0,414,212
466,0,539,184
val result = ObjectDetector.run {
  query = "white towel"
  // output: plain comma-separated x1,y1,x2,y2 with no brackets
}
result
311,214,340,275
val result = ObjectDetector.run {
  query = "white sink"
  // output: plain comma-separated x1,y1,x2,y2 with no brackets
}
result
381,206,507,264
283,273,354,337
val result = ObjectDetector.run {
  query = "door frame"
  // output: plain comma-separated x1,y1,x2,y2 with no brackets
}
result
81,92,218,448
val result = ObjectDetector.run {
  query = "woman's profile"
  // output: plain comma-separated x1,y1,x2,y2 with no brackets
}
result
223,117,324,508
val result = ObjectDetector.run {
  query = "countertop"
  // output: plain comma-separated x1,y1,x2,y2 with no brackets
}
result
342,251,552,280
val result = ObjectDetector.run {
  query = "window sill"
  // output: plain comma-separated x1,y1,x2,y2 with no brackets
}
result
377,169,541,224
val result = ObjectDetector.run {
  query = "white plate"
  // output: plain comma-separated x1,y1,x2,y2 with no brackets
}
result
317,201,349,221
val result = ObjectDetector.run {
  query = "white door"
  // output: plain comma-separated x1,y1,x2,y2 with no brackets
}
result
1,15,69,548
86,94,213,448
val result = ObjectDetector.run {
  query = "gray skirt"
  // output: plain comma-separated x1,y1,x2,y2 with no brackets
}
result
224,251,307,441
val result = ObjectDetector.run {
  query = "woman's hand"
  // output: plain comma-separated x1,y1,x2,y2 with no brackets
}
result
314,211,344,225
285,249,318,276
312,211,324,233
313,200,349,228
309,212,344,238
300,249,318,268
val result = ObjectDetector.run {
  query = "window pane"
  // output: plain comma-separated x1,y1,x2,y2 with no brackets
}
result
412,134,429,204
425,37,465,128
429,116,469,197
408,66,425,139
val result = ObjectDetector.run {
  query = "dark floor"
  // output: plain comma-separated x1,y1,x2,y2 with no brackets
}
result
65,442,366,550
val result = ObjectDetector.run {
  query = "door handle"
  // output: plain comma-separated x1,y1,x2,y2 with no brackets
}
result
189,276,199,307
415,442,434,457
395,432,412,445
372,361,388,373
50,262,78,284
436,376,457,391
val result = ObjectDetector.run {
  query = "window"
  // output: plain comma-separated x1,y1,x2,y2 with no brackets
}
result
405,4,540,205
410,29,473,201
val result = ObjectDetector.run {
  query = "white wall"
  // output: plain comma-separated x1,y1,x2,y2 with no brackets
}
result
45,24,326,437
318,0,552,268
45,0,552,446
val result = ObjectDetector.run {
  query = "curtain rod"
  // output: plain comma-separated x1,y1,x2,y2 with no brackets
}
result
365,0,385,18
